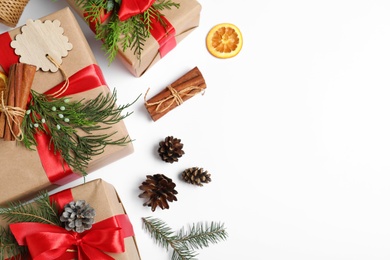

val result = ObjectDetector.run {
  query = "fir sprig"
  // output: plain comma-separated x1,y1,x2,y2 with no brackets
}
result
22,89,139,175
0,226,27,260
142,217,228,260
0,191,60,259
0,192,60,226
76,0,180,63
176,222,228,250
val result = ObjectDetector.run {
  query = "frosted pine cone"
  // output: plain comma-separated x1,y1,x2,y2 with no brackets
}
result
158,136,185,163
60,200,96,233
139,174,178,211
182,167,211,186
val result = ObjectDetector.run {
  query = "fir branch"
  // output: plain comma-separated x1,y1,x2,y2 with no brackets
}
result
0,227,27,260
176,222,228,250
142,216,176,251
21,90,139,175
142,217,227,260
0,192,60,226
142,217,197,260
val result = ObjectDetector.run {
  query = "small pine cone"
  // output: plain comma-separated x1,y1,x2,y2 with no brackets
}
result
181,167,211,186
60,200,96,233
158,136,185,163
139,174,178,211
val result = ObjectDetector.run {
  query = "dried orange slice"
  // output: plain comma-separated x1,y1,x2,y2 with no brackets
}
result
206,23,243,58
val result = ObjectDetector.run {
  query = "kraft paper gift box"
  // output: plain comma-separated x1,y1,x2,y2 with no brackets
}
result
0,178,141,260
66,0,202,77
0,7,134,206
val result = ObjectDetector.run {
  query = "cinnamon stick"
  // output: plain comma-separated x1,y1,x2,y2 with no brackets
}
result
0,73,9,138
12,63,36,138
144,67,206,121
3,63,36,141
3,65,16,141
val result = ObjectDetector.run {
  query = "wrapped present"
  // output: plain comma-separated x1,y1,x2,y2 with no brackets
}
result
0,178,141,259
0,7,134,206
66,0,202,77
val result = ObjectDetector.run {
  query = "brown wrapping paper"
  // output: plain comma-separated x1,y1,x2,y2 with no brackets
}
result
0,179,141,260
66,0,202,77
0,8,134,206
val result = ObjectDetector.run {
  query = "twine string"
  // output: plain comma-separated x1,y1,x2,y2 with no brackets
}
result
0,91,25,141
46,54,69,98
144,85,204,114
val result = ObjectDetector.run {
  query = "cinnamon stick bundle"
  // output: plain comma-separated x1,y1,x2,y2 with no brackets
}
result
144,67,206,121
2,63,36,141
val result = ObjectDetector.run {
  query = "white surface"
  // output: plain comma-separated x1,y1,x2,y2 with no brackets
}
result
2,0,390,259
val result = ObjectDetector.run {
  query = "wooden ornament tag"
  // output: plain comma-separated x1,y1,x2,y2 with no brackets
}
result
10,19,73,72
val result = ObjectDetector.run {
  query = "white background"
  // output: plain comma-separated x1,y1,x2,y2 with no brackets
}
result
2,0,390,259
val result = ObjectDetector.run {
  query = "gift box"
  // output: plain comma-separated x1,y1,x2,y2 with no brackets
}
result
66,0,202,77
0,7,134,206
0,178,141,259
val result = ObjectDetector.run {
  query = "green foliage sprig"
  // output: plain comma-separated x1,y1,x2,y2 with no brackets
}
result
0,227,27,260
0,192,59,259
22,89,139,175
142,216,228,260
75,0,180,63
0,192,60,226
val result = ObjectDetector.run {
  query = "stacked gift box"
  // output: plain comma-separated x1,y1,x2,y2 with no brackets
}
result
0,0,212,259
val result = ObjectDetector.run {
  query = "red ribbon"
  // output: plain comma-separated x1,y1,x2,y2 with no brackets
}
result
10,214,132,260
0,32,19,73
149,13,176,57
10,188,135,260
118,0,156,21
84,9,112,34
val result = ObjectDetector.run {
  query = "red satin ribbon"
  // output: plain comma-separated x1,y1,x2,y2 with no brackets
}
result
118,0,155,21
0,32,19,73
149,13,176,57
35,64,108,184
84,9,112,34
10,214,133,260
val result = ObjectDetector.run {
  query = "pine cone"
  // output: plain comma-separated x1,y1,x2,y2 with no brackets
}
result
158,136,185,163
181,167,212,186
59,200,96,233
139,174,178,211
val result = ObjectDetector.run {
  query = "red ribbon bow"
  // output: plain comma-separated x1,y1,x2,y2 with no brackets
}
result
10,214,131,260
118,0,156,21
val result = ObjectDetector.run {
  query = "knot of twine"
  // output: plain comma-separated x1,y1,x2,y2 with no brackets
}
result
46,54,69,98
0,92,25,141
144,85,204,113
